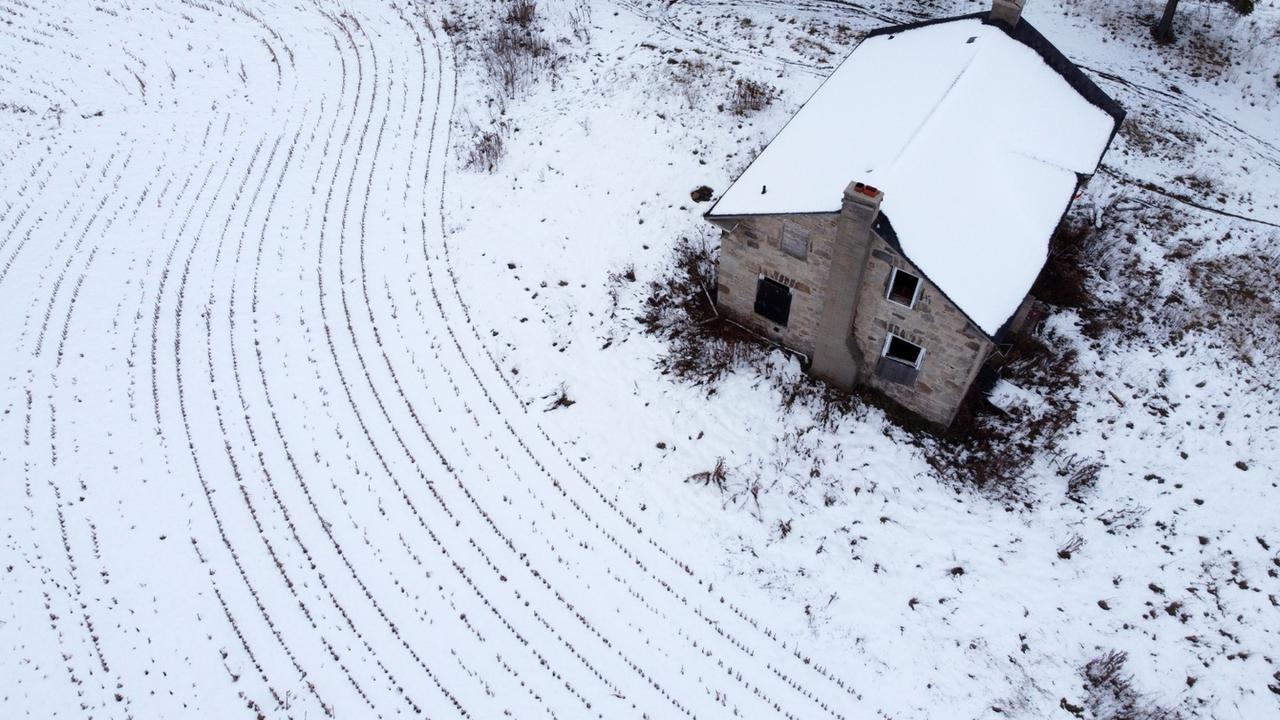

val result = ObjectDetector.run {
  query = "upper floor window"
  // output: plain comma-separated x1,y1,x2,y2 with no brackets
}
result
780,222,810,260
886,267,921,308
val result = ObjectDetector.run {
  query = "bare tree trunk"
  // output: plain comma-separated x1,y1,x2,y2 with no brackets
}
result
1153,0,1180,43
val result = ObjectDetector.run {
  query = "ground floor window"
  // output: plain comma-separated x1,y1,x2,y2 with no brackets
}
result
877,333,924,385
754,276,792,326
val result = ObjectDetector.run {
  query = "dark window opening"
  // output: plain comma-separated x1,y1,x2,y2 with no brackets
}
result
886,268,920,307
754,277,792,326
877,334,924,385
884,334,923,367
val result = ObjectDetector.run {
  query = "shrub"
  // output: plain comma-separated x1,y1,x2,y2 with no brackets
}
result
482,24,554,97
504,0,536,27
728,77,774,116
1075,650,1183,720
687,457,728,492
568,0,592,43
460,119,508,172
922,322,1082,498
637,235,753,386
1062,455,1103,501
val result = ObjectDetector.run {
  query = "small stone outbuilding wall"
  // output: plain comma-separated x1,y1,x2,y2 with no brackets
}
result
714,212,839,358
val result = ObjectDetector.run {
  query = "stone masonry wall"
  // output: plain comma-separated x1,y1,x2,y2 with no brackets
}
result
849,235,994,426
715,213,839,357
713,208,997,427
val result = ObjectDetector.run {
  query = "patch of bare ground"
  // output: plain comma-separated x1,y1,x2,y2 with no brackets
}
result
1114,116,1203,167
1186,248,1280,369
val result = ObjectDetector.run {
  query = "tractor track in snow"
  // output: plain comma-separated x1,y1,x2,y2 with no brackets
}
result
413,11,863,720
0,1,886,717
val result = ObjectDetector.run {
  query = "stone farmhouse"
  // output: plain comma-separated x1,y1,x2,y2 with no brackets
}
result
704,0,1125,427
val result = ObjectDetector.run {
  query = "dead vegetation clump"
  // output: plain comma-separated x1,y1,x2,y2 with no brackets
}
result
922,323,1085,498
567,0,592,43
636,236,860,427
446,0,564,172
1117,118,1201,163
460,117,509,172
1180,29,1236,81
1186,249,1280,367
1059,650,1183,720
1031,221,1101,310
637,235,770,387
503,0,536,27
482,20,556,99
544,383,575,411
728,77,775,116
687,456,728,492
667,55,714,109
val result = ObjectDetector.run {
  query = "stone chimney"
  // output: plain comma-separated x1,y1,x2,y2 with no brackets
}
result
990,0,1026,28
809,182,884,390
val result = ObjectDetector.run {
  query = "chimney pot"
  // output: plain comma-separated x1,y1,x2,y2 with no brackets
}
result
843,180,883,209
990,0,1026,28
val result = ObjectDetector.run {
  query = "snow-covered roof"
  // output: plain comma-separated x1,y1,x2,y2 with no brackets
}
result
708,16,1121,336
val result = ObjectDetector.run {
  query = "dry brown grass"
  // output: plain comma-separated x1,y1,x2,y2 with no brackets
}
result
1187,249,1280,366
727,77,774,116
637,235,767,387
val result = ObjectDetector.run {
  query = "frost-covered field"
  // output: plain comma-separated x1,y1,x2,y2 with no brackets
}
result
1,0,1278,718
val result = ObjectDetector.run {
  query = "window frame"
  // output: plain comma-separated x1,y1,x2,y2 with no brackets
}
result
881,333,925,369
753,275,793,327
779,221,810,261
885,267,921,309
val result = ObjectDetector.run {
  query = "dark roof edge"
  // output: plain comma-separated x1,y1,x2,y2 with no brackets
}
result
999,18,1127,132
864,11,988,39
869,13,1126,133
704,209,840,220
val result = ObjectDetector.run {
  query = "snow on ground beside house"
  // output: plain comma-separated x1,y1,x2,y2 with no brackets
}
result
445,0,1280,717
1,0,1277,719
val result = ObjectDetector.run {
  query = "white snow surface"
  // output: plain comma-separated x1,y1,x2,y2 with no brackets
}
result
3,1,1280,718
709,18,1117,334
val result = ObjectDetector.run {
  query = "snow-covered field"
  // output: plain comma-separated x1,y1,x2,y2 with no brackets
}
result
1,1,1278,718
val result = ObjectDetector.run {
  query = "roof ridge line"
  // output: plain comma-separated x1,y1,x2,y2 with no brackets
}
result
885,40,982,169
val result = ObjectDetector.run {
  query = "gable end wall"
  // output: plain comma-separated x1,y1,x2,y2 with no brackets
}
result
850,233,994,426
